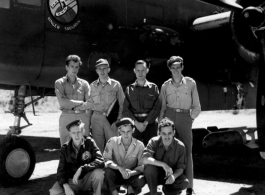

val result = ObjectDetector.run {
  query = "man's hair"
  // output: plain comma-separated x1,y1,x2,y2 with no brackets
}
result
135,60,149,69
65,55,82,66
167,56,183,68
158,117,175,132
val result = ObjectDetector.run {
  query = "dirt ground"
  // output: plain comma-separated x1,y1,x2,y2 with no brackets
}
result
0,110,264,195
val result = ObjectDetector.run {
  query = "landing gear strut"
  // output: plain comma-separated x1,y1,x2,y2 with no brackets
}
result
0,85,46,185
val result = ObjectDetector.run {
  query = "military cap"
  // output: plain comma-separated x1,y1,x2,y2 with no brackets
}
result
116,118,135,129
66,119,82,131
167,56,183,68
95,58,109,68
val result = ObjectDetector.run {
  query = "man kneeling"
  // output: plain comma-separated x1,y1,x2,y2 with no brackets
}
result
50,120,105,195
143,117,189,195
103,118,146,195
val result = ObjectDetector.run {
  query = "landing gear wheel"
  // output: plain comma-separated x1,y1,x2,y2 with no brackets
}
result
0,135,35,185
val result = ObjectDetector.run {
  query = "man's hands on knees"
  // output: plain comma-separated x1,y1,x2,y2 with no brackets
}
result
73,167,82,185
63,184,75,195
118,166,131,179
165,174,175,185
165,168,183,185
162,163,173,177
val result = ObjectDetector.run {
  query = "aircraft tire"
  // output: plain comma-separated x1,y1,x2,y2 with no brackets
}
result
0,135,35,185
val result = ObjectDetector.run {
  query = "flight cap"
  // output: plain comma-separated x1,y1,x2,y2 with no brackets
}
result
167,56,183,68
95,59,109,68
66,119,82,131
116,118,135,129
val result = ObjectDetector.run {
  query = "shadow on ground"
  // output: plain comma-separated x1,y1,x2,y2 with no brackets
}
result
0,135,265,195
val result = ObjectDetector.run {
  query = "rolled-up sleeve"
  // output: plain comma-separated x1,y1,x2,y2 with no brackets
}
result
174,145,187,171
103,138,115,167
55,80,84,109
142,139,156,158
190,81,201,119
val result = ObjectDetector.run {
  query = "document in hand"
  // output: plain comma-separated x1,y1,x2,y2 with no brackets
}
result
106,99,119,125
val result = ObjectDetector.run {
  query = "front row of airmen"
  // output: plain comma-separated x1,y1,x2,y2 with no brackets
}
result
53,55,201,195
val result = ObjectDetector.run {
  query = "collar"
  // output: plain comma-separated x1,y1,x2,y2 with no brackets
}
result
71,137,85,153
65,75,79,85
117,136,137,146
170,75,186,85
95,77,112,86
133,79,152,88
158,136,175,150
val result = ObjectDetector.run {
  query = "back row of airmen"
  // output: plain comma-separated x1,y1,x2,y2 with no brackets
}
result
51,55,201,195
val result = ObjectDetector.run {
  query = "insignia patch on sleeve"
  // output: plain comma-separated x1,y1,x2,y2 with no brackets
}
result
82,151,91,161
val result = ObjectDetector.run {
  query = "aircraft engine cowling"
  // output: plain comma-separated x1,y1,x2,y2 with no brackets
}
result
230,0,265,66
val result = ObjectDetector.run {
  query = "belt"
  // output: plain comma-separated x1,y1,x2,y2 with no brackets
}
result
168,107,190,113
134,113,148,117
62,110,85,114
93,110,107,116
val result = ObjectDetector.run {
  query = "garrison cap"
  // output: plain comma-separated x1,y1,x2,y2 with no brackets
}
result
95,59,109,68
116,118,135,129
66,119,82,131
167,56,183,68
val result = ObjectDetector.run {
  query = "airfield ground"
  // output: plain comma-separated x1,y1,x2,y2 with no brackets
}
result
0,109,264,195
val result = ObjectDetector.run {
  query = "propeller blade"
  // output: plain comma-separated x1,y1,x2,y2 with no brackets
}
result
197,0,244,12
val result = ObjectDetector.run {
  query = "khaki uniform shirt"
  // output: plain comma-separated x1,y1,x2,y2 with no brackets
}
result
86,77,125,120
159,76,201,120
103,136,145,172
55,75,91,110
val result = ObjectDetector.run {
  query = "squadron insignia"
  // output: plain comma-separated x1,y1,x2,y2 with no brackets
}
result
82,151,91,161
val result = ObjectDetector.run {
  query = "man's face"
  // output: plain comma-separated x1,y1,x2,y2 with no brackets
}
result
119,125,133,142
66,60,80,77
96,64,110,79
134,63,148,81
160,126,175,146
169,62,183,77
69,125,84,147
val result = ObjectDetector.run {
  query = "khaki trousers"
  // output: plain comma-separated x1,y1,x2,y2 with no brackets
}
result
59,112,90,146
49,169,104,195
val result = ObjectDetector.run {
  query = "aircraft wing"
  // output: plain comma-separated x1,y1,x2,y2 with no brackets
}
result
192,11,231,31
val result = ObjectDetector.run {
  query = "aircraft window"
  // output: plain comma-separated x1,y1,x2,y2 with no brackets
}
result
0,0,10,9
17,0,41,6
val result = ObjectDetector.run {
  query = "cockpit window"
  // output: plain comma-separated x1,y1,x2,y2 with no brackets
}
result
0,0,10,9
17,0,41,6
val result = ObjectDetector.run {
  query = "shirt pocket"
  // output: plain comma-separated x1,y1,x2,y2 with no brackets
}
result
106,90,116,104
167,156,176,168
92,92,101,104
129,94,139,109
166,91,176,105
77,86,85,98
180,87,191,96
127,153,138,167
144,94,156,110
